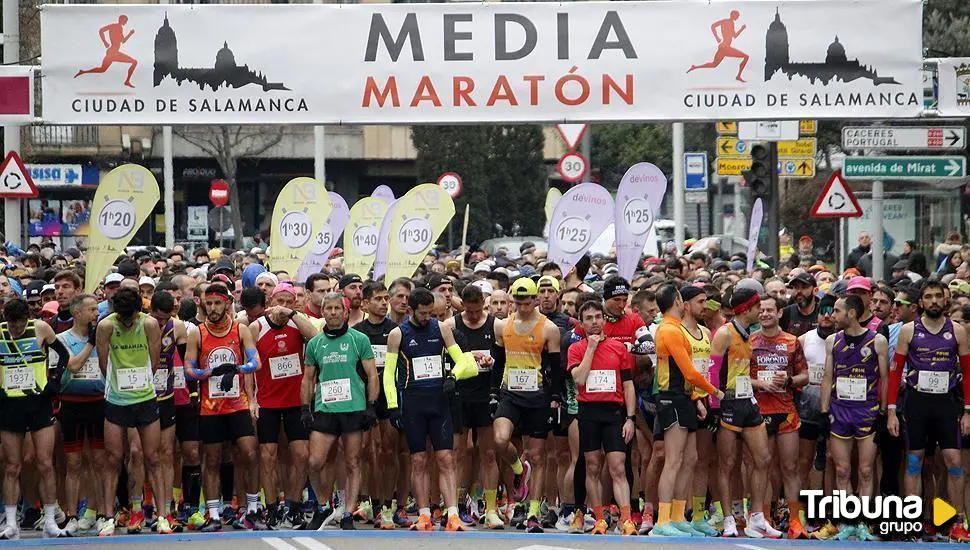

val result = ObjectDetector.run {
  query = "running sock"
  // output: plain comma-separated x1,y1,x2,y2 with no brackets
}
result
182,465,202,513
657,502,671,525
788,500,801,522
246,494,259,514
692,496,707,519
529,500,540,519
620,505,631,522
485,489,497,512
44,504,57,528
220,462,234,503
132,496,143,513
713,501,724,518
644,501,655,518
457,487,467,502
419,507,431,518
594,505,605,521
335,490,346,509
206,500,221,520
447,506,459,519
173,487,182,506
672,500,686,523
511,459,524,476
5,505,15,528
562,503,574,517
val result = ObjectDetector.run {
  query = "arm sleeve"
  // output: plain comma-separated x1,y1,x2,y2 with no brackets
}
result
48,337,70,376
491,344,505,394
544,350,563,399
663,325,718,396
887,352,906,407
383,351,399,409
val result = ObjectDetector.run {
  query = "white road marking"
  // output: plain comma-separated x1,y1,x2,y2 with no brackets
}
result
736,544,771,550
515,545,585,550
293,537,336,550
263,537,302,550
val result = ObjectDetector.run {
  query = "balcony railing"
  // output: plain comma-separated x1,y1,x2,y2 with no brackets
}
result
28,125,100,147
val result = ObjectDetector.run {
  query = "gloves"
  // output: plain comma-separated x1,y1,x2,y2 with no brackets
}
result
218,371,236,393
211,362,236,377
88,323,98,347
300,404,314,428
388,408,403,432
875,411,888,435
364,401,378,427
489,393,500,420
818,412,831,435
41,374,61,398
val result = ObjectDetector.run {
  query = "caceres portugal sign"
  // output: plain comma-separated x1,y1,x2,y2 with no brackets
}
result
40,0,922,125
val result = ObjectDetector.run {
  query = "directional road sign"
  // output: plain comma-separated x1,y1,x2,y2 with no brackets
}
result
810,172,862,218
716,121,737,135
842,156,967,180
716,157,751,177
800,120,817,135
739,121,799,141
718,137,817,159
716,138,753,158
779,158,816,178
777,139,817,158
842,127,966,151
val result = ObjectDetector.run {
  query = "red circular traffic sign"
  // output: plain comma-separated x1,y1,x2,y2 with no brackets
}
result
437,172,462,198
209,179,229,207
557,152,588,183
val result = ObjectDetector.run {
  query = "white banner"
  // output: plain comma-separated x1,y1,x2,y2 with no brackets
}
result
41,1,923,125
938,58,970,117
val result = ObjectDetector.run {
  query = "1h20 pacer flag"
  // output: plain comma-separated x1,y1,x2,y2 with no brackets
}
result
85,164,160,294
269,177,332,278
614,162,667,281
547,183,615,275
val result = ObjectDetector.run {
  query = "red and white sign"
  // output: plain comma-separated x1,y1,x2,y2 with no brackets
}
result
437,172,462,198
558,152,588,183
555,124,588,151
0,66,34,123
0,152,37,198
209,179,230,207
810,171,862,218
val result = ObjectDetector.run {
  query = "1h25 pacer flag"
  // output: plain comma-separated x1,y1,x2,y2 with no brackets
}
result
41,0,922,125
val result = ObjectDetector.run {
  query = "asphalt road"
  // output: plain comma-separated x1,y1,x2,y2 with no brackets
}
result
1,530,968,550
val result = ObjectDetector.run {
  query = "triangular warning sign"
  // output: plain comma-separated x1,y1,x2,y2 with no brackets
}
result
0,152,36,198
810,171,861,218
555,124,587,150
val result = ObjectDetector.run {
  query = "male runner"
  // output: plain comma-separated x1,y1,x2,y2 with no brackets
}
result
491,278,561,533
710,288,778,538
387,278,413,326
339,274,365,326
52,270,81,334
95,288,165,536
184,283,262,532
888,281,970,541
302,292,378,531
383,287,474,532
780,273,818,337
252,283,318,529
489,289,511,320
568,300,637,536
749,295,809,539
303,273,332,319
0,298,71,539
820,294,888,541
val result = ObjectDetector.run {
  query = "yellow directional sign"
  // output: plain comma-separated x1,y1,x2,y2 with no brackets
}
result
778,138,817,158
716,137,753,158
800,120,817,135
716,157,751,176
716,121,737,134
779,158,815,178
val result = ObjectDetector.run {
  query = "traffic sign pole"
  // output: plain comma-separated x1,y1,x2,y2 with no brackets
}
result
872,179,884,281
3,0,20,244
673,123,685,249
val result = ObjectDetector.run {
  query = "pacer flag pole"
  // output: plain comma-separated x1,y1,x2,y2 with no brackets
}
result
547,183,615,275
460,204,470,270
385,184,456,282
747,198,764,274
297,191,346,283
269,177,329,278
614,162,668,280
85,164,160,294
344,197,390,279
545,188,562,238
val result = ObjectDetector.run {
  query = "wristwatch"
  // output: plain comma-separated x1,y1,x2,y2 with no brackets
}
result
626,415,636,421
288,309,298,319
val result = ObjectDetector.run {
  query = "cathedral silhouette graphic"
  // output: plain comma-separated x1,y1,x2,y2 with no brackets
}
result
153,15,288,92
764,8,898,86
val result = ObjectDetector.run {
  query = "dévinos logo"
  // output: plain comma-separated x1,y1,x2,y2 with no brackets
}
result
801,490,957,536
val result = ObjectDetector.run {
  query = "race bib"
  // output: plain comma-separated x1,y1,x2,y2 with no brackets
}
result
756,370,783,393
508,368,539,392
269,353,301,380
808,363,824,386
474,350,492,373
74,357,103,381
320,378,352,403
693,358,710,378
413,355,443,380
208,374,241,399
917,370,949,394
734,375,753,399
118,367,151,392
153,368,170,393
4,366,34,391
371,345,387,369
586,369,617,393
173,367,186,390
836,377,866,401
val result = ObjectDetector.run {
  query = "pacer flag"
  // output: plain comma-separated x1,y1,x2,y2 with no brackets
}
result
270,177,329,278
372,185,395,205
344,196,389,278
747,198,764,274
544,188,562,237
615,162,668,280
385,184,455,282
297,191,347,283
85,164,160,294
547,183,615,275
373,199,399,281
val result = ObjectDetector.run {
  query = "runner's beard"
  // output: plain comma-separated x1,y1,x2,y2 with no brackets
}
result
206,310,232,332
925,307,944,319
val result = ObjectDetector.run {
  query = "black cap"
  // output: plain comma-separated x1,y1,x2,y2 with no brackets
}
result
23,280,44,299
426,273,452,291
787,272,816,288
680,285,706,302
892,260,909,271
603,276,631,299
212,258,235,276
520,241,536,254
133,249,151,261
338,273,363,290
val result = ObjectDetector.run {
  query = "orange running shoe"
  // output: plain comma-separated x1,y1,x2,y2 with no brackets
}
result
592,519,608,535
788,517,810,540
115,508,130,529
410,514,434,532
621,519,638,536
445,515,467,532
127,510,145,534
950,521,970,542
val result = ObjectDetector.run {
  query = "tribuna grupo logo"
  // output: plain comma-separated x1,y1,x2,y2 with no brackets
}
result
802,490,957,537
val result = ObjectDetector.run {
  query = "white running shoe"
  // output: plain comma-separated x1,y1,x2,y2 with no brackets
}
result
64,517,79,537
77,514,97,532
556,512,573,532
744,513,782,539
319,505,344,530
43,522,66,538
722,515,739,537
0,524,19,540
98,517,116,537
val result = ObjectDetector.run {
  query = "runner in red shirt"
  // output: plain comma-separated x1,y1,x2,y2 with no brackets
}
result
250,282,319,528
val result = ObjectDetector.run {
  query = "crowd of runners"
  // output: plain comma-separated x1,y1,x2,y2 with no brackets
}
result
0,236,967,541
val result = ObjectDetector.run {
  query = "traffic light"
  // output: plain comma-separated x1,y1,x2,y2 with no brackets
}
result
743,143,778,198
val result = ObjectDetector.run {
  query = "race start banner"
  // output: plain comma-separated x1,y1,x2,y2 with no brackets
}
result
41,0,922,125
269,177,331,278
85,164,160,294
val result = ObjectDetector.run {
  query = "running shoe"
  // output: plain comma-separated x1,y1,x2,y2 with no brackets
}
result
485,510,505,529
377,506,395,530
856,523,878,541
353,500,374,523
541,508,558,529
127,509,145,534
410,514,434,532
199,517,222,532
156,516,173,535
721,515,739,538
620,519,638,536
187,511,206,530
568,510,585,534
526,515,543,533
458,510,476,527
445,514,467,532
0,524,19,540
431,504,443,526
511,503,527,529
832,523,857,541
20,507,39,530
556,511,573,532
99,517,117,536
691,518,720,537
167,514,184,533
321,505,343,529
77,512,97,533
649,522,690,537
744,513,782,539
673,520,707,537
512,460,532,502
639,512,655,535
305,507,327,531
339,514,356,530
787,517,810,539
952,522,970,543
591,518,608,535
812,522,839,540
393,507,412,528
246,510,269,530
115,507,130,530
42,522,65,538
63,517,79,537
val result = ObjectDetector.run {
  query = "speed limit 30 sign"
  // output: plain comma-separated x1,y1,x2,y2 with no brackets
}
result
557,152,588,183
437,172,462,198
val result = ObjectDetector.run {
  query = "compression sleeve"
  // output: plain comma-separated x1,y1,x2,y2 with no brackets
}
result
661,324,717,396
491,343,506,394
709,354,724,408
544,350,563,399
962,355,970,408
238,348,259,374
185,358,210,380
48,337,70,377
176,343,187,364
447,344,476,381
383,351,399,409
888,353,906,407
